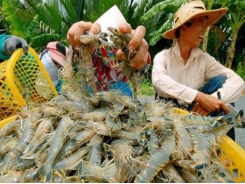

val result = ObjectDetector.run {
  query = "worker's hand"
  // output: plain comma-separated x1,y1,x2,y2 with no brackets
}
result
116,23,149,70
4,36,29,55
194,92,229,115
67,21,101,47
192,103,210,116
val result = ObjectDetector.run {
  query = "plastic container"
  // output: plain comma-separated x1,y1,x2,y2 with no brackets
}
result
218,135,245,182
0,47,58,120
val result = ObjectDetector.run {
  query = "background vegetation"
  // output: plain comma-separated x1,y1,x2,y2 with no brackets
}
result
0,0,245,95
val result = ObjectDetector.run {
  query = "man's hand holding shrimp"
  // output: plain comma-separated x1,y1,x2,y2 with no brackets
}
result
67,21,149,70
67,21,94,47
116,23,149,70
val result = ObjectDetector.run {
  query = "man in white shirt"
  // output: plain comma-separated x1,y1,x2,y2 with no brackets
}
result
152,1,245,140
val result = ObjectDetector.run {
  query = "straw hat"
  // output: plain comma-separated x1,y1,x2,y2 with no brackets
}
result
163,1,228,39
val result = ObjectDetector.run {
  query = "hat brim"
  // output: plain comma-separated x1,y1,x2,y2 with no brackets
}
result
95,5,127,32
163,8,228,39
46,42,69,67
49,50,66,66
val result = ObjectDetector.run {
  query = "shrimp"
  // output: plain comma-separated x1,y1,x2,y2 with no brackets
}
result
52,176,81,183
53,146,90,171
86,135,103,167
105,110,122,133
107,27,141,102
57,129,95,159
187,127,212,170
76,111,107,121
33,116,73,182
0,136,18,159
134,133,175,183
0,115,39,171
54,100,89,113
171,118,193,161
11,156,35,171
181,114,233,127
147,130,160,154
77,45,97,96
176,167,199,182
0,119,21,138
78,31,116,97
23,118,56,155
161,163,186,183
60,49,85,98
43,106,67,117
111,143,137,182
0,171,24,182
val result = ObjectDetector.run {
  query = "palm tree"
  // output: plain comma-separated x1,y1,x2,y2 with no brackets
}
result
1,0,87,50
1,0,143,50
201,0,214,52
222,0,245,69
140,0,182,47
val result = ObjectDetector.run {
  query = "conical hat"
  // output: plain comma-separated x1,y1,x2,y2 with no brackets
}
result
95,5,127,32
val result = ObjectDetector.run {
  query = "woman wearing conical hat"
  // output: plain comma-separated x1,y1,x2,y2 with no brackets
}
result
67,6,151,98
152,1,245,140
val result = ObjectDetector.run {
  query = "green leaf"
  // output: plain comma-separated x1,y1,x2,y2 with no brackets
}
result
30,34,61,51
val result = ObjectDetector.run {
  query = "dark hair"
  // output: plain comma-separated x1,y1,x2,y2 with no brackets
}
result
175,27,181,39
39,49,49,60
175,20,193,39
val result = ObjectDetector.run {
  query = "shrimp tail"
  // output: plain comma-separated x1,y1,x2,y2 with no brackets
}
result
33,164,45,182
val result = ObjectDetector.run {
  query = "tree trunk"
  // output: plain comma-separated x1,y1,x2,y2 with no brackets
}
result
243,58,245,71
201,27,210,52
225,30,238,69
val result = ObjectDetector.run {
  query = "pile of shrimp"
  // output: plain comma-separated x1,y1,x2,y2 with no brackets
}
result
0,27,244,183
0,91,243,182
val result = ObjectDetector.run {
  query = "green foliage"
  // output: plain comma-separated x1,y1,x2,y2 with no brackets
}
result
140,0,182,46
2,0,27,37
84,0,139,27
130,79,154,96
30,34,62,52
138,81,154,96
236,62,245,81
59,0,82,24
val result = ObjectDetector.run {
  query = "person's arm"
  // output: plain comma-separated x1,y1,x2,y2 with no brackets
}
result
4,35,28,56
152,50,198,103
67,21,151,71
116,23,150,71
67,21,95,47
193,92,228,115
0,34,29,62
0,35,11,61
192,54,244,115
204,54,245,104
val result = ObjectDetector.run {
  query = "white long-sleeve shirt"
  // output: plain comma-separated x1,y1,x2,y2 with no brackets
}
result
152,41,245,106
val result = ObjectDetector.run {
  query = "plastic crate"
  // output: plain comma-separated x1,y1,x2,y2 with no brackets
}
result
218,135,245,182
0,47,58,120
